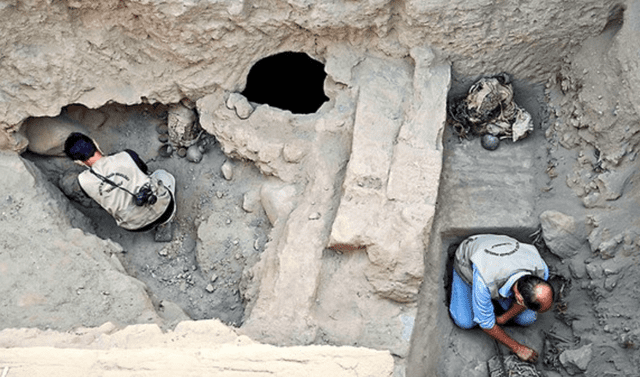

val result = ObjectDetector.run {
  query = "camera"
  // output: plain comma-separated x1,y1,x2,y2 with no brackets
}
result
134,185,157,206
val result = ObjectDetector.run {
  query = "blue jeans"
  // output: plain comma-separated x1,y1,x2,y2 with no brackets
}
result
449,270,537,329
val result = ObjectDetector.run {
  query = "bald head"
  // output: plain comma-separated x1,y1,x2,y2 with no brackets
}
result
533,283,554,312
516,275,555,312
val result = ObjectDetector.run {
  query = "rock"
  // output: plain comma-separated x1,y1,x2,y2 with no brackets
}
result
585,262,603,279
226,93,254,119
604,275,619,291
559,344,592,373
242,190,261,213
259,180,298,226
221,160,234,180
540,210,585,259
205,284,215,293
282,141,307,163
186,144,203,163
568,259,586,279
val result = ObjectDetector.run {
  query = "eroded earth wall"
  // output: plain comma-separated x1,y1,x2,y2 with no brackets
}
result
0,0,614,150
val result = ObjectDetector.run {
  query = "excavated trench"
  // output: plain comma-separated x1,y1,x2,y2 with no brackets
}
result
408,76,567,376
19,51,330,326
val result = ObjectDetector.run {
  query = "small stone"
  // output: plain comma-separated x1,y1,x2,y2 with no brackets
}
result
158,133,169,143
283,142,306,163
242,191,260,213
254,239,260,250
226,92,254,119
216,191,224,199
309,212,321,220
177,147,187,158
186,144,203,163
604,275,618,291
226,218,232,225
585,263,603,279
206,284,215,293
210,274,218,282
221,160,234,180
559,344,592,372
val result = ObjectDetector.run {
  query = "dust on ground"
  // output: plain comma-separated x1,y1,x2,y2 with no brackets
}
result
24,103,271,326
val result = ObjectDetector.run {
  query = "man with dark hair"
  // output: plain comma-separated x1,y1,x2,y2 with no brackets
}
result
63,132,176,233
449,234,554,363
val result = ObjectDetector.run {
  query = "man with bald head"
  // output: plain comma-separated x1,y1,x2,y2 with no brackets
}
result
449,234,555,363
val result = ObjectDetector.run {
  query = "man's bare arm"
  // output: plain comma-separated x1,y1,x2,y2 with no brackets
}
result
496,302,527,325
482,325,538,362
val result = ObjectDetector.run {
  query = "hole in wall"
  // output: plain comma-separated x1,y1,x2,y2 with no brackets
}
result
241,51,330,114
20,102,271,326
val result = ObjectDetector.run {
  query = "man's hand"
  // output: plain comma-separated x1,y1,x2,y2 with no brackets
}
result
513,344,538,363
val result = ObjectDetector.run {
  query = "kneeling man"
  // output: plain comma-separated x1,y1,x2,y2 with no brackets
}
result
63,132,176,232
450,234,554,363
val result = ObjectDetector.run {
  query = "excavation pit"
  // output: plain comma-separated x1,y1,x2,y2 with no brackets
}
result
21,102,272,326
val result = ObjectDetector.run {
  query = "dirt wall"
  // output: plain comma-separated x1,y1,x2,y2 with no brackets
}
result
0,0,614,150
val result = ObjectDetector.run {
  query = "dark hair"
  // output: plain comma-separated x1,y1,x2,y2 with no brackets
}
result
518,274,554,311
64,132,97,161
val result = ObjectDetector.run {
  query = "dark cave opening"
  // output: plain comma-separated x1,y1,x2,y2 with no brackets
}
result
241,51,330,114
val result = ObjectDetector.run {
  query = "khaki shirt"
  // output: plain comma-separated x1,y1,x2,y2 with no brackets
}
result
78,152,171,230
454,234,547,299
